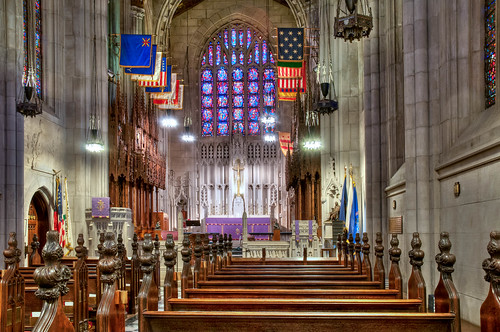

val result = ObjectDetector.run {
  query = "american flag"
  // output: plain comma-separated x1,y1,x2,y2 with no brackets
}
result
138,58,170,88
278,63,306,101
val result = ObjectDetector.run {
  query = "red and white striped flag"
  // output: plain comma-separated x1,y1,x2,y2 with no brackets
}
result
278,63,306,101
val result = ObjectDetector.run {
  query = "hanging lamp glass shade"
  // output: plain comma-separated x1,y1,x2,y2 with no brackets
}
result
334,0,373,42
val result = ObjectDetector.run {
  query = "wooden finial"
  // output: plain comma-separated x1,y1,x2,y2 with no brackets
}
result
211,234,218,273
30,233,40,262
75,233,88,260
117,233,125,259
140,234,156,275
203,235,210,260
154,234,160,258
342,230,348,267
99,233,121,285
132,233,139,259
193,234,203,286
4,232,21,268
373,232,385,288
337,233,342,263
480,231,500,331
163,234,176,306
434,232,460,332
181,235,193,297
354,233,362,273
388,234,402,298
362,232,372,280
33,231,73,331
408,232,426,311
34,231,71,301
98,232,105,259
348,233,355,270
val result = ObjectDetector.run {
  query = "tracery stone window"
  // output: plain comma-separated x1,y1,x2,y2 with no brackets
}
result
485,0,496,108
200,22,277,137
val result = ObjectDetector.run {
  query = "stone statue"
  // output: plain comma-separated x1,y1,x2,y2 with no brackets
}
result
329,202,340,222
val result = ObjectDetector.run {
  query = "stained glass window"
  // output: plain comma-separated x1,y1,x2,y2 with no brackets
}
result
200,23,276,137
486,0,496,108
23,0,42,98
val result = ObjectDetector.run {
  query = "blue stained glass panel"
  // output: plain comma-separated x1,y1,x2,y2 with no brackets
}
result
233,82,244,94
233,95,244,107
224,29,229,49
248,108,259,121
239,51,244,65
217,82,229,94
218,108,229,121
248,122,260,135
217,122,229,136
262,40,267,64
263,68,275,80
202,69,213,81
202,122,214,137
248,67,258,81
486,0,496,107
231,29,237,47
249,94,259,107
232,68,244,81
223,53,228,65
248,82,259,94
218,95,228,107
201,53,206,66
216,43,221,66
262,106,273,116
264,95,275,107
202,108,213,122
233,108,244,121
248,51,253,64
202,96,213,108
233,122,244,135
231,50,237,65
208,44,213,66
247,28,252,49
254,42,260,64
239,30,244,47
217,67,228,81
263,82,275,94
270,51,275,64
202,83,213,95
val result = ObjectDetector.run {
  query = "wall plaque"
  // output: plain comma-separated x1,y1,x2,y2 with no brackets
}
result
389,216,403,234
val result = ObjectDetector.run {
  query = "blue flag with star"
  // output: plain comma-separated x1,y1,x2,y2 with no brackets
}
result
120,34,153,68
123,45,157,75
277,28,304,68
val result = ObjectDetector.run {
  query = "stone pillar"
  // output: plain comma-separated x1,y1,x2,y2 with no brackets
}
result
0,1,24,267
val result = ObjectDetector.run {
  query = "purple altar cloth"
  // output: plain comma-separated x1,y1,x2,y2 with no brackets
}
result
206,217,270,240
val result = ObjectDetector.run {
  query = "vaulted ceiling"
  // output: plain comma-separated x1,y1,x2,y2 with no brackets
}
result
173,0,290,18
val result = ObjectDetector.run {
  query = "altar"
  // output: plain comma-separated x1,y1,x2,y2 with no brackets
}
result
206,216,270,241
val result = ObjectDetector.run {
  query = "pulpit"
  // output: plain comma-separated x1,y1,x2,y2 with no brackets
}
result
291,220,321,257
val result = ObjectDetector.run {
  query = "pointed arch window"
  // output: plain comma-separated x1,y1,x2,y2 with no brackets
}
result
23,0,43,98
200,23,276,137
485,0,496,108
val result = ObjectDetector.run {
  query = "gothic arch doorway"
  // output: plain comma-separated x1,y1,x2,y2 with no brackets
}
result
27,191,50,258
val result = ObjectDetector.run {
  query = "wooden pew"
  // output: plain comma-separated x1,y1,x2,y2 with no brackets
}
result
31,231,73,332
143,311,455,332
137,233,158,332
96,232,126,332
0,232,25,332
480,230,499,332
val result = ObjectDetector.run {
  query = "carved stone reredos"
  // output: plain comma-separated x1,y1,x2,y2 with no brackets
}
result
163,234,176,268
409,232,424,268
483,231,500,284
34,231,71,302
4,232,21,267
389,234,401,263
99,232,121,285
140,233,156,274
435,232,456,274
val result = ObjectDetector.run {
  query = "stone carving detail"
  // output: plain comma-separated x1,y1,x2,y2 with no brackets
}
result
34,231,71,302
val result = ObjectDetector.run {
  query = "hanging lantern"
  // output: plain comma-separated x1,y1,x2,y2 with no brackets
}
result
314,82,338,115
334,0,373,42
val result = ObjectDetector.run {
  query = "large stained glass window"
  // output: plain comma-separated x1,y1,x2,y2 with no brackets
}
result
486,0,496,108
200,23,277,137
23,0,43,98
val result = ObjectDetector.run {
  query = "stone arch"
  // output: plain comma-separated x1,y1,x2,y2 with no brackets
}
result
154,0,307,50
26,188,52,252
